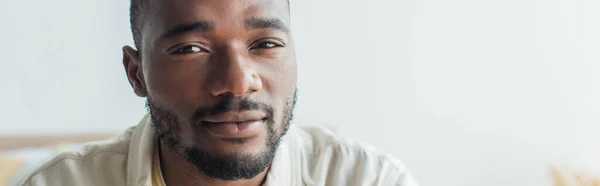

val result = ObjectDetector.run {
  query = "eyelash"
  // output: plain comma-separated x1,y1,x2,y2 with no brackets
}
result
169,40,284,55
170,45,207,55
251,40,285,50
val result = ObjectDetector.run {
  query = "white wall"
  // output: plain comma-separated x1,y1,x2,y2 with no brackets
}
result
1,0,600,185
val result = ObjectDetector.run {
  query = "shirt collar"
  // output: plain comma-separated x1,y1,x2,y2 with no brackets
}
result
263,125,299,186
126,115,155,186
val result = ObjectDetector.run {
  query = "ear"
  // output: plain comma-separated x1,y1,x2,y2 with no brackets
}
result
122,46,148,97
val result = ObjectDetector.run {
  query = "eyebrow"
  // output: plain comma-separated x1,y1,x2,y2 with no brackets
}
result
160,21,215,40
245,18,289,33
159,18,288,40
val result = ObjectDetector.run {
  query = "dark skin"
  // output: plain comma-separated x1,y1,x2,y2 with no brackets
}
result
122,0,297,185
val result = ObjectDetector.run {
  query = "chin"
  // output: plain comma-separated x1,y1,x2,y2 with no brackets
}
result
196,135,271,155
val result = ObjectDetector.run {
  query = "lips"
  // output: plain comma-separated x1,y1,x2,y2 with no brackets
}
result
200,111,267,139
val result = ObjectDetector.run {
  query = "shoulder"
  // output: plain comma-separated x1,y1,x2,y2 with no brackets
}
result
293,125,402,168
20,127,135,186
293,125,418,186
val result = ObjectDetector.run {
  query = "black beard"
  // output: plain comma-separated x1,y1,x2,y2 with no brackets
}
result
146,90,297,180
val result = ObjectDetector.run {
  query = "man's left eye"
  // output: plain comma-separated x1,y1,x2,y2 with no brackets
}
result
252,41,283,49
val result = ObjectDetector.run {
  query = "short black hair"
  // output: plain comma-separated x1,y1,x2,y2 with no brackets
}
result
129,0,150,51
129,0,290,52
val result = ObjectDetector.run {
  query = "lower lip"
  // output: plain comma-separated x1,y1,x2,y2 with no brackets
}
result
203,120,263,138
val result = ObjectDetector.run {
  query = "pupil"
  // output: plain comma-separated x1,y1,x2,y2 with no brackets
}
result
184,46,195,53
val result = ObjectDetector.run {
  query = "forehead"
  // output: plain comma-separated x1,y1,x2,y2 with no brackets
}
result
145,0,290,35
157,0,287,19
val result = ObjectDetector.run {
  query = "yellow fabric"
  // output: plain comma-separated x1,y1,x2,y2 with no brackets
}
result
550,166,600,186
0,156,24,186
152,147,166,186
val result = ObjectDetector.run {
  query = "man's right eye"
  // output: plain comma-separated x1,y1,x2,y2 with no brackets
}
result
171,45,204,54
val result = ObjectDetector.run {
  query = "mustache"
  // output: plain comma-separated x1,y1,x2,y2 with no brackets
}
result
191,98,274,123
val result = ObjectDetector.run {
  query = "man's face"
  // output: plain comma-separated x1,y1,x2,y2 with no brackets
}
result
123,0,297,180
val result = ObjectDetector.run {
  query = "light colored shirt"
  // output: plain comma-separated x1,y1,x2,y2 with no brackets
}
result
151,148,166,186
21,115,418,186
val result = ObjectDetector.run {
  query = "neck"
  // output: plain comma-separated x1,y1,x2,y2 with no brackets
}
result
158,140,270,186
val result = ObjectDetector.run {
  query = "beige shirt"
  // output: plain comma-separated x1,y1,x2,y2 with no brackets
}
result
21,115,418,186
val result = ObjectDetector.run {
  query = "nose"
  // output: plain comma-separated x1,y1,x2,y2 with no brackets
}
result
210,47,262,97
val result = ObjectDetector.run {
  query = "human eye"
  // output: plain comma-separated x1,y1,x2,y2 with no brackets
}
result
250,40,284,50
169,45,208,55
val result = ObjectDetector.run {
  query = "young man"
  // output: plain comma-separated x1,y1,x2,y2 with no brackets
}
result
22,0,417,185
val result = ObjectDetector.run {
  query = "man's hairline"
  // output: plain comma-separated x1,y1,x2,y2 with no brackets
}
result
131,0,291,53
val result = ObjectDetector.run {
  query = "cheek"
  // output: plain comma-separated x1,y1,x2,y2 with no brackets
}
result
144,57,209,111
261,53,297,92
143,58,215,143
177,122,198,146
262,59,297,126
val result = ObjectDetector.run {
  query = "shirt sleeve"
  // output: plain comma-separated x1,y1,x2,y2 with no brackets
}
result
392,170,419,186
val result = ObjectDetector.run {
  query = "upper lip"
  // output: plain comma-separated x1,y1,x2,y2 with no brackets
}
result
201,111,267,123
